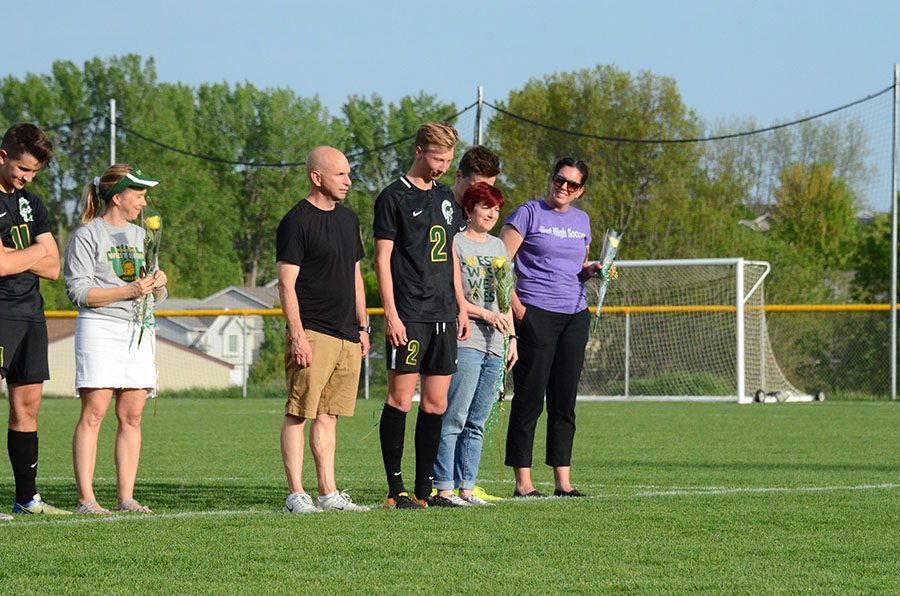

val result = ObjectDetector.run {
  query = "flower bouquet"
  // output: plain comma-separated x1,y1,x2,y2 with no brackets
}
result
590,229,622,334
136,214,162,347
490,256,515,401
491,256,514,314
489,255,516,478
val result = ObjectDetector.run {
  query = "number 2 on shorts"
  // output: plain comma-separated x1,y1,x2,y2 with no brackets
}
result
405,340,420,366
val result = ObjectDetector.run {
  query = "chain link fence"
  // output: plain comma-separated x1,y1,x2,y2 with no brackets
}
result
15,307,890,401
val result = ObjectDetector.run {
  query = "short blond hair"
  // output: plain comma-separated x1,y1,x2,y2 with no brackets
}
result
415,122,459,151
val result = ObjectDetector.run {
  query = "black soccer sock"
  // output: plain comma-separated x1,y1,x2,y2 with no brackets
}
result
8,430,38,504
413,409,443,501
379,405,407,497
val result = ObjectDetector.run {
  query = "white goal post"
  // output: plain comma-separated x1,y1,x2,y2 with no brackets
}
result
578,258,814,404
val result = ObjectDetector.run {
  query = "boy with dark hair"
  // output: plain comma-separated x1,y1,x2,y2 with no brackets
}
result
0,123,69,518
374,122,470,508
450,145,501,206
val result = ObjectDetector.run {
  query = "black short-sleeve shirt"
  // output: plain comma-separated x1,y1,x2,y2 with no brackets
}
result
276,200,364,342
373,176,465,322
0,188,51,322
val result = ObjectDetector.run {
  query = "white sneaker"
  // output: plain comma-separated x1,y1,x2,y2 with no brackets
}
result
0,511,13,521
284,492,319,514
317,490,370,512
461,494,494,506
446,494,472,507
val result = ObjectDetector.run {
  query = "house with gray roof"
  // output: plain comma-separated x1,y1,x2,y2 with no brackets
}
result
157,281,279,386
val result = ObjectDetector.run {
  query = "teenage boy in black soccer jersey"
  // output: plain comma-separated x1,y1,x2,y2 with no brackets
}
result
374,122,470,509
0,123,70,518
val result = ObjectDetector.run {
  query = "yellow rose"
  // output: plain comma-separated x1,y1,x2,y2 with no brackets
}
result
145,216,161,231
491,256,507,270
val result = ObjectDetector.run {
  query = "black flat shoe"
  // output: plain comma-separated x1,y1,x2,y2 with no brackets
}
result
512,489,545,498
554,488,586,497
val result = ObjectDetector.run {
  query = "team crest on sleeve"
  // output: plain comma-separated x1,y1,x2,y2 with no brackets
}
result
441,200,454,226
18,197,33,223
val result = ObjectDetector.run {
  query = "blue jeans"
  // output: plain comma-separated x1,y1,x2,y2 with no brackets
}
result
434,348,502,491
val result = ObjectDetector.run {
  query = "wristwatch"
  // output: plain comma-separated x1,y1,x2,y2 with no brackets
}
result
358,325,371,333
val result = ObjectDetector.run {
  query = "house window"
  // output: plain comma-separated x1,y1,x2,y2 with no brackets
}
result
227,334,239,355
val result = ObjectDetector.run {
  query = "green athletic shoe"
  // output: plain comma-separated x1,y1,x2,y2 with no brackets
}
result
12,494,72,515
470,485,503,502
436,486,504,501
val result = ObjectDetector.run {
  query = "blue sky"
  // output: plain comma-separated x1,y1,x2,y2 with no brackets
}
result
5,0,899,209
9,0,898,125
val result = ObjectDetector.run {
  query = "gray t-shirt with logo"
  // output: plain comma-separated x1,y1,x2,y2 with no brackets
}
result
455,232,508,357
64,217,167,321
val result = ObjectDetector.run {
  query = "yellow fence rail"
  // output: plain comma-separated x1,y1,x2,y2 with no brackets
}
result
37,303,894,399
43,304,892,318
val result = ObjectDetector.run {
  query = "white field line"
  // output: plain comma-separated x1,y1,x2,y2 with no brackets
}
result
6,477,900,494
8,476,262,483
633,482,900,497
0,508,275,528
3,483,898,528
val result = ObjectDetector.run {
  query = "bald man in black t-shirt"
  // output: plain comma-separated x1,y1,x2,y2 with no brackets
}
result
275,146,370,514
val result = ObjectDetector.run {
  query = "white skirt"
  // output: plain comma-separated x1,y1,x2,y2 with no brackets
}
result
75,313,157,391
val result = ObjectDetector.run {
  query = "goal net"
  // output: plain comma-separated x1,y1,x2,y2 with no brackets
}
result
579,258,811,403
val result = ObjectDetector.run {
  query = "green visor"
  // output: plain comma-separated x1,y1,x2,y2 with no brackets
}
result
103,167,159,201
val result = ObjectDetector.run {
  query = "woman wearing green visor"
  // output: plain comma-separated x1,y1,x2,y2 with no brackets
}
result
64,164,167,514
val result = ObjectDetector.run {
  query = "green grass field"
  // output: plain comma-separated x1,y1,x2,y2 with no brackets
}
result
1,398,898,593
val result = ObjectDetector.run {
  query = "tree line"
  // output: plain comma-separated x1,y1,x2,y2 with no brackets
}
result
1,55,891,312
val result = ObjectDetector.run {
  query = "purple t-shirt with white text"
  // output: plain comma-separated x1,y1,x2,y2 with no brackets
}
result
505,199,591,314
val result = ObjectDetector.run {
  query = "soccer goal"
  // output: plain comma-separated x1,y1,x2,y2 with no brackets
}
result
579,258,815,404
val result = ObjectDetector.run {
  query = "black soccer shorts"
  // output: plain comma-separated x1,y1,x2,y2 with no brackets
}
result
385,320,458,375
0,319,50,384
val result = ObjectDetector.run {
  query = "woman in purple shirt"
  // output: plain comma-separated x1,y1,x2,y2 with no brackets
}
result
500,157,601,498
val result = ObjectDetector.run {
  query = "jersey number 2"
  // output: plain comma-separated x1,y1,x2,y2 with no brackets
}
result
429,226,447,262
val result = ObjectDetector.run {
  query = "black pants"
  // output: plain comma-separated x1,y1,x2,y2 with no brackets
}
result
505,305,590,468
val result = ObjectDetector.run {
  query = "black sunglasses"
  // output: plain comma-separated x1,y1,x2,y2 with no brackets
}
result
552,174,584,191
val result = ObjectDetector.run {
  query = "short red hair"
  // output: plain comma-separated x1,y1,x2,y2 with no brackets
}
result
462,182,504,218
